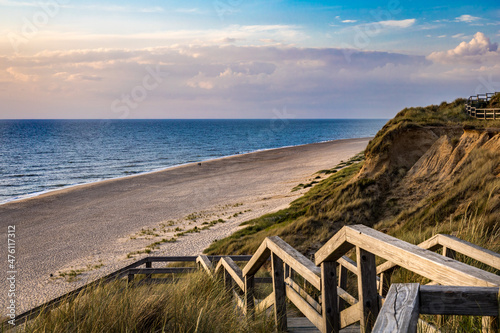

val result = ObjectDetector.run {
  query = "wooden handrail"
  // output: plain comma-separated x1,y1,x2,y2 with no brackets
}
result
373,284,500,333
215,257,245,291
316,225,500,287
377,233,500,275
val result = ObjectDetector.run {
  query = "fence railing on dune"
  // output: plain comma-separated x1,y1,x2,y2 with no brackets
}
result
4,225,499,333
465,92,500,119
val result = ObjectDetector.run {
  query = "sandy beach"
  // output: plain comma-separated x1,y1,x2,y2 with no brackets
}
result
0,138,369,313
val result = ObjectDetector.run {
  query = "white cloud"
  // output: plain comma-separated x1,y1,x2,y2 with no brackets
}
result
428,32,499,64
455,15,481,23
438,35,447,38
452,33,465,38
342,20,357,23
377,19,416,28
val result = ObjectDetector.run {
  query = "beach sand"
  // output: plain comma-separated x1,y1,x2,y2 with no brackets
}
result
0,138,369,313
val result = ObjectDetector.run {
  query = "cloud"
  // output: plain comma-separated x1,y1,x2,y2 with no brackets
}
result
428,32,499,64
342,20,357,23
377,19,416,28
452,33,465,38
455,15,481,23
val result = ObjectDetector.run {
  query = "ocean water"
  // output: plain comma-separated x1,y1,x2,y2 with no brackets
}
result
0,119,387,204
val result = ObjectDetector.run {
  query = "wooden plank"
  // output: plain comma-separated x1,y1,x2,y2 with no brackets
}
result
338,264,348,311
219,257,245,291
357,247,379,333
242,239,271,276
340,303,361,329
322,261,340,333
233,289,246,314
146,256,198,262
267,236,322,290
379,271,392,297
344,225,500,287
127,267,196,275
338,256,357,275
286,277,322,313
272,253,288,332
256,292,275,313
437,234,500,270
376,235,441,275
315,228,353,265
482,316,498,333
256,277,273,284
286,284,324,333
245,275,255,316
372,283,419,333
419,285,499,316
338,287,358,307
196,255,213,277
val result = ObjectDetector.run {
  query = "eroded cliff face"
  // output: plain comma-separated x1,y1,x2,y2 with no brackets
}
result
359,124,500,230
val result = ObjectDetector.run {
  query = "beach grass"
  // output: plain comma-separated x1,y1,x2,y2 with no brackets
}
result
18,271,274,333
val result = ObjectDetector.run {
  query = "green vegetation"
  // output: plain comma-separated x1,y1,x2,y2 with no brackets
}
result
21,272,274,333
205,155,369,255
57,262,104,282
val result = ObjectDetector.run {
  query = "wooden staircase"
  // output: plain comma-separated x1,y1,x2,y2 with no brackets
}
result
5,225,500,332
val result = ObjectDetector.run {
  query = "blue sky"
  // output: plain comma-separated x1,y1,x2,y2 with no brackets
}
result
0,0,499,118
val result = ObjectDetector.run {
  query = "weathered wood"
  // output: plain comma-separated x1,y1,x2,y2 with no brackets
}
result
286,284,324,333
338,286,358,307
233,289,246,314
267,236,322,290
224,269,233,291
343,225,500,287
338,256,357,275
272,253,288,332
127,267,195,275
315,228,354,265
243,239,271,276
339,264,348,310
216,257,245,291
372,283,419,333
378,271,392,297
340,303,361,329
196,255,214,277
419,285,499,316
437,234,500,270
145,261,152,280
357,247,379,333
256,277,273,284
482,316,498,333
256,292,275,313
322,261,340,333
286,277,322,313
245,275,255,316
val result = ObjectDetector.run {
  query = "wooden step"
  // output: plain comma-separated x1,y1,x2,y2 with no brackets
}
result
287,317,359,333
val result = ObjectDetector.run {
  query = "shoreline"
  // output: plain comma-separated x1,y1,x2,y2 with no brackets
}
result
1,138,371,206
0,137,370,313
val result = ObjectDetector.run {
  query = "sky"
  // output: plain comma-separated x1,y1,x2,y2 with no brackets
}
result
0,0,499,119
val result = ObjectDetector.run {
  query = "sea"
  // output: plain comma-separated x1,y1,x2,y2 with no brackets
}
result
0,119,387,204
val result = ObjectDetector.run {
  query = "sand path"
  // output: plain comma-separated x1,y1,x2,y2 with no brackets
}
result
0,138,369,313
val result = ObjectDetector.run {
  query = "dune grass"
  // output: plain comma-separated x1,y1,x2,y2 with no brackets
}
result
17,271,274,333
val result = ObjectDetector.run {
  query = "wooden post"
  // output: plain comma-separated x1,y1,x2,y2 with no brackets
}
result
245,275,255,317
372,284,419,333
322,261,340,333
224,269,233,292
128,273,134,285
338,264,348,311
357,247,379,333
379,270,393,298
145,261,152,280
271,253,287,332
482,316,499,333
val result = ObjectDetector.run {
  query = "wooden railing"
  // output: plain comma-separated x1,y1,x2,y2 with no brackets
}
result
373,284,499,333
4,226,500,333
465,92,500,119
